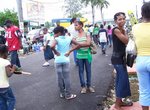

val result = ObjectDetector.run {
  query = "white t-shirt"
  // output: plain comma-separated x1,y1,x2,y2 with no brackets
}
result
89,26,94,33
99,32,107,42
67,23,78,38
0,58,10,88
43,33,54,46
22,37,29,48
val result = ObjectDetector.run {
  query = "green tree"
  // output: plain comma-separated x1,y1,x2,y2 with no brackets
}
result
45,21,50,29
95,0,109,23
81,0,109,24
81,0,97,24
0,9,19,26
64,0,83,17
68,13,83,18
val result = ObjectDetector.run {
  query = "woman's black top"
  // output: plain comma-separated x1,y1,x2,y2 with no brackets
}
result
111,27,126,65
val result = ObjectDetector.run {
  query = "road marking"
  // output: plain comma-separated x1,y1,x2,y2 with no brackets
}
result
22,71,32,75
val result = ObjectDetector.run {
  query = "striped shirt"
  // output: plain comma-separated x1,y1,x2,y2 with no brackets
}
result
76,33,91,59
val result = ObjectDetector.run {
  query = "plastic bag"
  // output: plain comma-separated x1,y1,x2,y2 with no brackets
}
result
126,38,137,55
126,38,137,67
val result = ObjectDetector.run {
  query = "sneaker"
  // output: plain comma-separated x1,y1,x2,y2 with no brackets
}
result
42,62,49,67
81,87,87,94
88,87,95,93
60,93,65,98
66,94,77,100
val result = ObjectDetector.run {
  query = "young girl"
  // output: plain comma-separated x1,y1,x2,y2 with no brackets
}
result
111,12,132,110
51,26,78,100
107,25,112,47
0,44,16,110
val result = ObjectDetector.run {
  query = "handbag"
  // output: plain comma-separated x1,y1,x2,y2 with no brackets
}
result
126,53,136,67
90,40,97,54
126,37,137,67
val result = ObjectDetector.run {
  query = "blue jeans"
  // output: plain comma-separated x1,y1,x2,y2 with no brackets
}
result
55,63,71,98
108,35,112,46
0,87,16,110
78,59,91,87
136,56,150,106
113,64,131,98
73,50,78,65
100,42,107,50
44,46,54,61
100,42,107,54
10,50,21,68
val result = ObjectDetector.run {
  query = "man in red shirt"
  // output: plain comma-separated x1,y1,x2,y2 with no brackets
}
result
4,20,22,68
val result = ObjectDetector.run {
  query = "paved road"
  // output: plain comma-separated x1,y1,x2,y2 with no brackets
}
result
10,47,113,110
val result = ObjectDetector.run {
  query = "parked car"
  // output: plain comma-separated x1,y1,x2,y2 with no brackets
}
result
26,29,43,42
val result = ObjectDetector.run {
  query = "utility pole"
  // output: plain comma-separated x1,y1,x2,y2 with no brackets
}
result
136,5,138,19
16,0,24,34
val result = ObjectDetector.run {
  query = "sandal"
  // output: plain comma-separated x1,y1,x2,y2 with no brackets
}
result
121,101,133,106
66,94,77,100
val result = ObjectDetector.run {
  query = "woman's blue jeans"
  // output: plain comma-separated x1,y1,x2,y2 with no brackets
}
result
113,64,131,98
78,59,91,87
55,63,71,98
108,35,112,46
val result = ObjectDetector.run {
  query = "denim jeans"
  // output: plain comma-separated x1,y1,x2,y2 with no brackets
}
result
73,50,78,65
44,46,54,61
55,63,71,98
78,59,91,87
100,42,107,51
136,56,150,106
108,35,112,46
10,50,21,68
0,87,16,110
113,64,131,98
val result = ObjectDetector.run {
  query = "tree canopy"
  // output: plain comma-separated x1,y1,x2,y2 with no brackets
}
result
64,0,83,18
81,0,109,24
0,9,19,27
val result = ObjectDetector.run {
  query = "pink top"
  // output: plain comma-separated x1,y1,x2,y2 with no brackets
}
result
107,29,112,35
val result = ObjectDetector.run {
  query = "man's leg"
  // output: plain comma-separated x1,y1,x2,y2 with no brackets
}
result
10,50,21,68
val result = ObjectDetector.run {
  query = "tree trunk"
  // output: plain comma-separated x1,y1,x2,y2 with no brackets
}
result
100,7,104,24
91,5,95,25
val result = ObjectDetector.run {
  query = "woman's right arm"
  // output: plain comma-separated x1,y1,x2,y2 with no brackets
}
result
114,28,129,44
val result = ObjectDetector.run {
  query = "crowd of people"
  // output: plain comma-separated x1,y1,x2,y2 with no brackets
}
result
0,1,150,110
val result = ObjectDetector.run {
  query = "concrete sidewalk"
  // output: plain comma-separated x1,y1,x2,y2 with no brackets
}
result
110,102,150,110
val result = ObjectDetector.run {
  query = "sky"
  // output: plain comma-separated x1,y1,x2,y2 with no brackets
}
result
0,0,149,22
